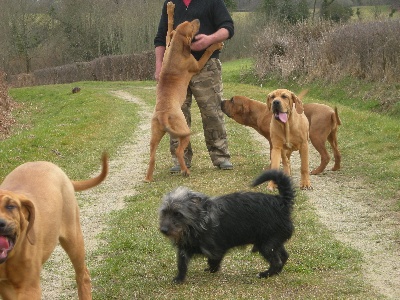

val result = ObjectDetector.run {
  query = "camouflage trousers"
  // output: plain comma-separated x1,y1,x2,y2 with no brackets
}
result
170,58,230,166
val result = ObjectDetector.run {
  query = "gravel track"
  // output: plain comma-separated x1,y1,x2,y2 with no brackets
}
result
41,91,399,299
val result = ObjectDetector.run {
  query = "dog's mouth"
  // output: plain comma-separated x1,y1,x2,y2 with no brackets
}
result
274,112,288,123
220,103,230,117
0,235,15,263
272,100,289,123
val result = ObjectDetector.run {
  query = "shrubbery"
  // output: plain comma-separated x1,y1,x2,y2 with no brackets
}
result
7,51,155,88
0,71,16,139
262,0,310,24
253,19,400,83
320,0,353,22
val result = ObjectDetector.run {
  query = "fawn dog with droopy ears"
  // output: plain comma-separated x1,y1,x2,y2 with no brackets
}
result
267,89,312,190
221,94,341,174
0,153,108,300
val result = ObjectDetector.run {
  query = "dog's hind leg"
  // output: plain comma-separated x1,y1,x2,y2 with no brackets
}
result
309,136,330,175
257,243,285,278
328,131,341,171
59,217,92,299
205,257,223,273
145,122,166,182
277,245,289,268
175,135,190,177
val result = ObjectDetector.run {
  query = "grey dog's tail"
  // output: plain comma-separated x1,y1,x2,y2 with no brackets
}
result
251,169,295,209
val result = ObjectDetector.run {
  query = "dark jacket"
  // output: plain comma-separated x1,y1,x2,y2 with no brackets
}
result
154,0,234,61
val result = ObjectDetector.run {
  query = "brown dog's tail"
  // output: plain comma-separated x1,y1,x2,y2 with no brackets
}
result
71,152,109,191
165,126,191,138
160,114,191,138
334,107,342,126
297,89,309,100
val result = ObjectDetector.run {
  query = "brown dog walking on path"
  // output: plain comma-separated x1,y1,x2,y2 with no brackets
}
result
266,89,311,190
221,95,341,175
144,2,223,182
0,153,108,300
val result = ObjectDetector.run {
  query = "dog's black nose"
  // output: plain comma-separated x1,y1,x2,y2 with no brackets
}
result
272,99,280,106
0,219,6,229
160,226,169,235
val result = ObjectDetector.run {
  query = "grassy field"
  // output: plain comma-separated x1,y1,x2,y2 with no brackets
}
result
351,5,399,20
6,59,399,299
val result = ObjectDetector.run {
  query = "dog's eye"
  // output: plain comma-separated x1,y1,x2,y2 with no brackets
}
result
6,204,16,211
173,211,183,219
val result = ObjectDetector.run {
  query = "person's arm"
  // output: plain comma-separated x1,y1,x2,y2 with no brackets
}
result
154,1,169,81
190,28,229,52
154,46,166,81
190,0,234,53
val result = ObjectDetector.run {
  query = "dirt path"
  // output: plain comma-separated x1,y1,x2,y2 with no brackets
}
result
41,91,399,299
250,129,400,299
41,91,152,299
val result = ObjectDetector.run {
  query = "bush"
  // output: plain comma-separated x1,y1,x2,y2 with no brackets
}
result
320,1,353,22
314,20,400,82
253,19,400,83
262,0,310,24
253,19,333,79
0,71,16,139
7,51,155,87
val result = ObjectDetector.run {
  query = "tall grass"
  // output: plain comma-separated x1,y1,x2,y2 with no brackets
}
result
253,19,400,83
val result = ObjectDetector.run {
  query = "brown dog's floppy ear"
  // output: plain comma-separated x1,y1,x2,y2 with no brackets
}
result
292,93,304,114
186,35,192,46
243,101,251,114
20,197,36,245
266,93,272,111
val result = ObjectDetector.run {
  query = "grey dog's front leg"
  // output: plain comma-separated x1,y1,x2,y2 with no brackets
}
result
174,249,191,283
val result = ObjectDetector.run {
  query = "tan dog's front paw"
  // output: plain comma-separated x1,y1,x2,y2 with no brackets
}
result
167,1,175,11
267,181,277,192
181,169,190,177
300,181,313,190
207,42,223,53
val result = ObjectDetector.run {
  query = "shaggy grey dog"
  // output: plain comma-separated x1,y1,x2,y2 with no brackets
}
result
159,169,295,283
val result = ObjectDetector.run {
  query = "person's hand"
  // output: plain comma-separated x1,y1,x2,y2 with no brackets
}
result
154,66,161,82
190,34,212,52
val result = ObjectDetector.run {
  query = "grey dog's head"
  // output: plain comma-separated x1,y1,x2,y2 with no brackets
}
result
159,187,210,245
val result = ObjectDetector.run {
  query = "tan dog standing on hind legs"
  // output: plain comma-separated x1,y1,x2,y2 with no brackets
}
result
0,152,108,300
144,2,223,182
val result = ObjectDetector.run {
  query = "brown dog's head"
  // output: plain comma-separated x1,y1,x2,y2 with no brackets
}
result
221,96,252,123
0,192,36,263
175,19,200,49
266,89,304,123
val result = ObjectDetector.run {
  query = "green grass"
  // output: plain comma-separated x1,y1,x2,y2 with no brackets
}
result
6,59,399,298
5,81,154,179
352,5,400,20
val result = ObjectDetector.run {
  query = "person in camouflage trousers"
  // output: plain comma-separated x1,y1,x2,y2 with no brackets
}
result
169,58,231,170
154,0,235,172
